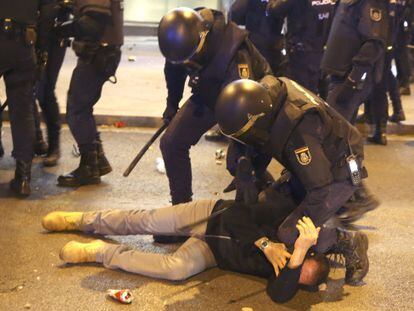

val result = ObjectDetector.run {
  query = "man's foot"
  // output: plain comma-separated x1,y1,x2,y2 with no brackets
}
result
400,86,411,96
337,231,369,286
96,141,112,176
58,150,100,187
10,160,31,198
44,145,60,167
0,139,4,158
153,235,189,244
389,110,406,123
34,138,48,156
42,211,83,231
367,122,387,146
205,128,227,142
60,240,109,264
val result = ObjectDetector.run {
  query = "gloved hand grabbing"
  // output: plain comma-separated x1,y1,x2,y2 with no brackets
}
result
235,156,259,205
162,104,178,125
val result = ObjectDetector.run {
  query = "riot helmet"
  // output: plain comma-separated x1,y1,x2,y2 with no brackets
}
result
215,79,276,148
158,7,213,64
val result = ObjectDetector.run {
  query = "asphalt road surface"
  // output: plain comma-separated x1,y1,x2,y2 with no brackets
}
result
0,126,413,311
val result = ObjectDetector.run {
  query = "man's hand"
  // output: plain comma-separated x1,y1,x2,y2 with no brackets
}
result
162,105,178,125
294,217,321,252
256,238,291,276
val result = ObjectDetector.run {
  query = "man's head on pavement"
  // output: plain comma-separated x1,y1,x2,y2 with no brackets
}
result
300,254,330,288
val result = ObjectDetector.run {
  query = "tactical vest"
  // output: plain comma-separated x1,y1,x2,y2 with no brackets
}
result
0,0,39,25
287,0,334,52
191,16,249,108
321,0,389,77
76,0,124,45
266,78,364,182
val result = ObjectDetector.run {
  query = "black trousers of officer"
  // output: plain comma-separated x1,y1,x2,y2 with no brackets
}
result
0,33,35,162
366,52,402,124
326,75,374,123
67,53,114,154
160,98,216,205
395,33,412,88
36,40,66,143
287,50,323,94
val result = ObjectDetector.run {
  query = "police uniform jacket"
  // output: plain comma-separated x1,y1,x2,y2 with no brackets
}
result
321,0,389,83
164,10,273,111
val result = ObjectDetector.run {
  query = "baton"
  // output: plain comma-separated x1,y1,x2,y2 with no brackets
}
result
123,123,168,177
0,101,7,113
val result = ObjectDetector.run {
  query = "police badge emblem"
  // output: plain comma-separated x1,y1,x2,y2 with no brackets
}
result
238,64,250,79
370,8,382,21
294,147,312,166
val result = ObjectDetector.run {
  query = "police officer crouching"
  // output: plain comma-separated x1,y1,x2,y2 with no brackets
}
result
0,0,55,197
216,77,375,285
56,0,124,187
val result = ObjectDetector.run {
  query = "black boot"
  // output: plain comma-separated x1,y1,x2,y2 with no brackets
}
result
400,85,411,96
44,137,60,167
96,140,112,176
58,150,100,187
389,110,406,123
205,128,227,142
10,160,32,198
367,122,387,145
336,231,369,286
34,131,48,156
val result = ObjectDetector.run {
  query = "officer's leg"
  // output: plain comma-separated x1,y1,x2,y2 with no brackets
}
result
160,98,216,205
388,65,406,122
38,42,66,166
58,58,107,187
60,237,217,281
3,59,36,197
33,101,48,156
277,181,356,253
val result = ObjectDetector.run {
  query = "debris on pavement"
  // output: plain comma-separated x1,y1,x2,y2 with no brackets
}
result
107,289,134,304
113,121,126,128
156,157,166,174
24,303,31,309
128,56,136,62
215,149,226,160
215,160,222,165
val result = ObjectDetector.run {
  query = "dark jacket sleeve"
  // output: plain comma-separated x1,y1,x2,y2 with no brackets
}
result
266,265,302,303
348,40,385,82
267,0,296,18
164,61,188,110
229,0,249,25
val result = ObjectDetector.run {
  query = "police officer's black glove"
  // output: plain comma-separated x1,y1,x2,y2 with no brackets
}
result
336,78,357,103
235,157,259,205
54,20,76,39
162,104,178,125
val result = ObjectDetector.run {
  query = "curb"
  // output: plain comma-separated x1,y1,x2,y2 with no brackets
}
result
1,111,414,135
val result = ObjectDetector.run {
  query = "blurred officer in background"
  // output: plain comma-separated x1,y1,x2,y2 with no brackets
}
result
0,0,56,197
266,0,335,94
56,0,124,187
321,0,390,123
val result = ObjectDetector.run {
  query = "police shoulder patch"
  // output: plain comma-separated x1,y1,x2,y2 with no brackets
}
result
238,64,250,79
370,8,382,21
294,146,312,166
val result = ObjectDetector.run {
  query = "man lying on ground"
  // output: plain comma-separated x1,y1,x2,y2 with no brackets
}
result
42,189,368,303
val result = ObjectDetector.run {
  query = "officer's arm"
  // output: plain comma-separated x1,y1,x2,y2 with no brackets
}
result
266,0,296,18
164,61,188,111
349,2,388,83
348,40,385,83
37,0,61,51
229,0,249,25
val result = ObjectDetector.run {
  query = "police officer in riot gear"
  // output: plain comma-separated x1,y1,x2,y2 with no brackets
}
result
266,0,335,94
158,7,272,206
321,0,390,123
216,77,373,286
0,0,55,197
56,0,124,187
